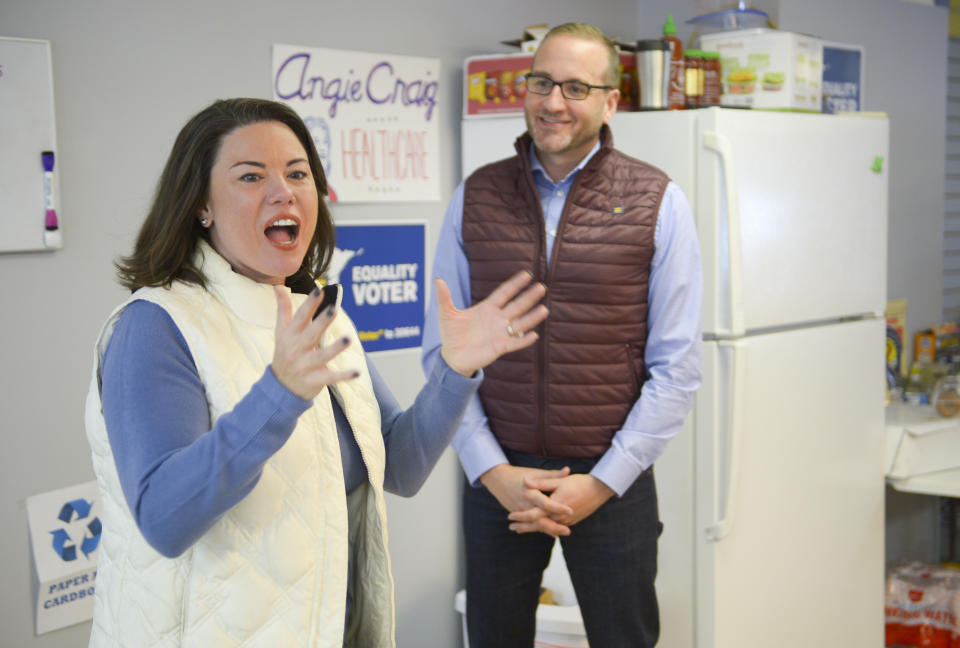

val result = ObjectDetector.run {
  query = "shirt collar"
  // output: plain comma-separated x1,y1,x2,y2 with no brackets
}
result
529,139,602,187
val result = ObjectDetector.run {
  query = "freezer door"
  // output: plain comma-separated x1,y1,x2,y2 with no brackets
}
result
609,111,699,203
462,112,698,188
695,318,885,648
695,109,888,335
461,116,525,179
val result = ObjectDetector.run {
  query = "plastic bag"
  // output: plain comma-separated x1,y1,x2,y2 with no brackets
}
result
886,563,960,648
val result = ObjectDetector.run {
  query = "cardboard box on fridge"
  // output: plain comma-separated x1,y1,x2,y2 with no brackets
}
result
500,24,550,53
464,51,637,117
699,28,823,112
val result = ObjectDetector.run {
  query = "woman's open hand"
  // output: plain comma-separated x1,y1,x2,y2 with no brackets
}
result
437,271,548,377
271,286,359,400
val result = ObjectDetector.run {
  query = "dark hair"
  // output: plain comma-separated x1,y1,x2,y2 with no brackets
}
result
116,98,335,291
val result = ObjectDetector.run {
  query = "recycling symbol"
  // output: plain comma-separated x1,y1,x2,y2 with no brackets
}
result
48,498,101,561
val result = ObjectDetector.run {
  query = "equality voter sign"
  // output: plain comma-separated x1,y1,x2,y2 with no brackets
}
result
328,221,425,353
25,480,101,634
821,42,863,114
272,44,441,203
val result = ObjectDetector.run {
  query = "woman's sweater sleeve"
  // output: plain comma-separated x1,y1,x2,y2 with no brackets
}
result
101,300,311,558
374,355,483,497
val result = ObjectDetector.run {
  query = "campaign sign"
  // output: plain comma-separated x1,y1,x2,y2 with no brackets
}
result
329,222,425,352
822,42,863,114
25,480,101,634
273,44,441,203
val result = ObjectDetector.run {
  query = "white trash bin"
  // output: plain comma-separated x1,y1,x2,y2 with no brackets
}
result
454,543,589,647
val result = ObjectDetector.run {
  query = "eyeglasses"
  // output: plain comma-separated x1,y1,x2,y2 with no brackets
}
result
524,73,614,101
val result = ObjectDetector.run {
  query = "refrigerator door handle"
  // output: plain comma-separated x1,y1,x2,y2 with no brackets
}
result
706,339,746,542
703,131,745,338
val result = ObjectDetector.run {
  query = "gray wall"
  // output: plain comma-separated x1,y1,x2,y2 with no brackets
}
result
0,1,947,647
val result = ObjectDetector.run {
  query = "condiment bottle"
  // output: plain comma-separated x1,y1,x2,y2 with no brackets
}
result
904,362,930,405
702,51,722,106
662,14,686,110
933,375,960,417
684,49,703,109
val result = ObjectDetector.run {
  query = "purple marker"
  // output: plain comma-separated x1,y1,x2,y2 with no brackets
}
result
41,150,61,247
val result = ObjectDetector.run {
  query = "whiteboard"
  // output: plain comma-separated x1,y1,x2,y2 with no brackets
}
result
0,37,60,252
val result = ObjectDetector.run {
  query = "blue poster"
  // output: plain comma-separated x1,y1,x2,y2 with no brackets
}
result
822,44,862,114
328,222,425,352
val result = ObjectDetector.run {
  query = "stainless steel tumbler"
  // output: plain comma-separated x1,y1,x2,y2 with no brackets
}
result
635,39,671,110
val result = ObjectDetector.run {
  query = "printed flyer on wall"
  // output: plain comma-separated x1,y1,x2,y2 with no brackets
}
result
327,221,425,353
273,44,441,203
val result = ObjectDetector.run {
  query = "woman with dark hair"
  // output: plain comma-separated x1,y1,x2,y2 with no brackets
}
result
84,98,548,647
116,98,336,292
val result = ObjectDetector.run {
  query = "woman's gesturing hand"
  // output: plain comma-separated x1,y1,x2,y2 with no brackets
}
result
437,270,548,378
271,286,359,400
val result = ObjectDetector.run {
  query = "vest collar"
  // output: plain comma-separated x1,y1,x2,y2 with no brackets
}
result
529,138,602,186
194,239,296,329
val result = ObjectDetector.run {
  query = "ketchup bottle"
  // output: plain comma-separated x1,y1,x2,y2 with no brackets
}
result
662,14,686,110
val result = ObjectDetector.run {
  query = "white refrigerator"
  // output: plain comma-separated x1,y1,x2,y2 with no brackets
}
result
460,107,888,648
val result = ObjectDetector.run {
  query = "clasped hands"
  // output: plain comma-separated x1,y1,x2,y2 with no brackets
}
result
480,464,615,538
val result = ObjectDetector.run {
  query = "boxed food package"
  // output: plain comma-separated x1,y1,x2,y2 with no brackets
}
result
916,330,937,365
887,298,908,379
914,323,960,367
464,53,532,116
698,28,823,111
464,52,637,117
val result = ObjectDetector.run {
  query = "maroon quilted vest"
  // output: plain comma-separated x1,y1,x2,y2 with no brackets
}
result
462,125,669,458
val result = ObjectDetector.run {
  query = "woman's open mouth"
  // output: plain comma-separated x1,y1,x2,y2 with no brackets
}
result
264,217,300,246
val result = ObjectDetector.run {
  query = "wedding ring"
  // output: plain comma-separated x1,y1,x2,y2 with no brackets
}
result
506,323,523,338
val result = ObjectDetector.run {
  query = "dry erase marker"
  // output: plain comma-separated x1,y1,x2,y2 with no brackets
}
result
42,150,62,248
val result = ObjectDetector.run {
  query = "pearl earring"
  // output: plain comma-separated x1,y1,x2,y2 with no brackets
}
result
199,217,209,227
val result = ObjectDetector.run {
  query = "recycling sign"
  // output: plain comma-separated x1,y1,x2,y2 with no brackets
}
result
26,480,101,635
51,498,101,561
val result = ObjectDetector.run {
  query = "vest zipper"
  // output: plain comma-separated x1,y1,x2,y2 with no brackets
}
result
525,163,549,457
519,135,610,457
536,161,595,456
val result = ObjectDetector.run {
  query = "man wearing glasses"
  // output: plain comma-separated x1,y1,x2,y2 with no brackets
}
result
422,22,701,648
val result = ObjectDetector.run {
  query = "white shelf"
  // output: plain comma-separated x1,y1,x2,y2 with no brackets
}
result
886,401,960,497
888,469,960,498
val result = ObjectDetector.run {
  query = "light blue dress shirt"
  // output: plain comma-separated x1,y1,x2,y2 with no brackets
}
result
422,141,702,496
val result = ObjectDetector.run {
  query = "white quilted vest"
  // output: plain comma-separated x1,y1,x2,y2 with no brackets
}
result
84,241,395,647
